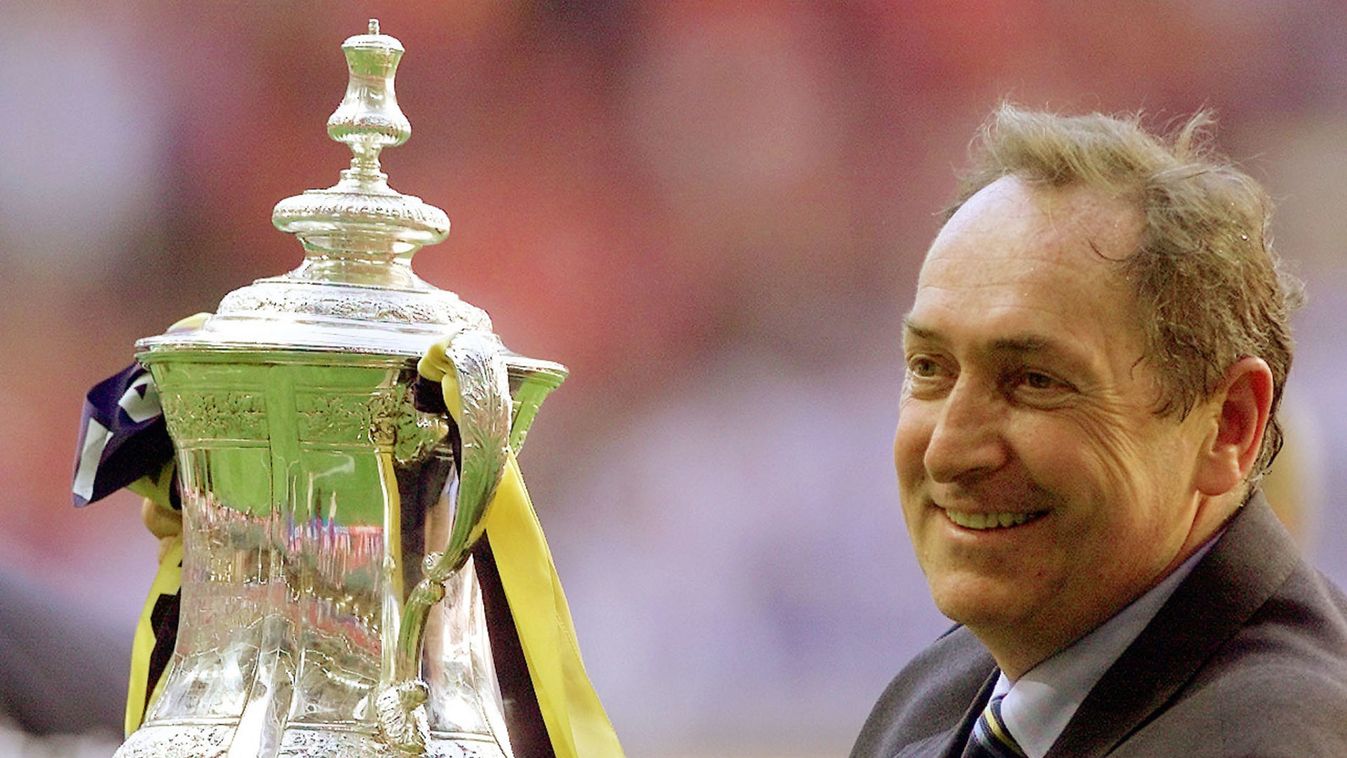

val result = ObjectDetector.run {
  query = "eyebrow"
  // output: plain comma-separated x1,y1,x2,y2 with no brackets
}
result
989,335,1053,354
902,317,935,342
903,316,1088,366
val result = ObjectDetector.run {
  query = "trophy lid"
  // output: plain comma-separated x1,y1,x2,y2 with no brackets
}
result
138,20,525,363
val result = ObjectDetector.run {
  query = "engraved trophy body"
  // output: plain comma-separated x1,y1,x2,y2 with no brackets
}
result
116,22,563,758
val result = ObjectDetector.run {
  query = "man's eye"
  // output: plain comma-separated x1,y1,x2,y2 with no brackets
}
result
1016,370,1070,393
1024,371,1056,389
908,357,941,378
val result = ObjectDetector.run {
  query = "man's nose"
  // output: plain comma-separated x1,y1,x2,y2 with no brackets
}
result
923,380,1008,483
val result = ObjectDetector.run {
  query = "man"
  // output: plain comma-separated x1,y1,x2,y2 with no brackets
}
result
852,105,1347,757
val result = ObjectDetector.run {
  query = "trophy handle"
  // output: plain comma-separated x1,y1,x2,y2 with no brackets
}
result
380,328,513,753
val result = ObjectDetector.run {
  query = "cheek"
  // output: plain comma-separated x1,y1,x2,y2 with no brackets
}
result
893,403,931,489
1032,409,1154,503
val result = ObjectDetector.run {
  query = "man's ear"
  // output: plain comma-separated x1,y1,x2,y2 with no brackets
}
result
1194,357,1274,497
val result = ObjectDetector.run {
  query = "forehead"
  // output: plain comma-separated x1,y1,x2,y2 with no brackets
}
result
909,176,1146,361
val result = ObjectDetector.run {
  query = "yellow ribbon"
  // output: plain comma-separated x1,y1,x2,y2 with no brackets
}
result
420,342,624,758
123,533,181,735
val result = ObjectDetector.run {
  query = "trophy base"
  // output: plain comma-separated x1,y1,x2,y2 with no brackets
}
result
115,721,508,757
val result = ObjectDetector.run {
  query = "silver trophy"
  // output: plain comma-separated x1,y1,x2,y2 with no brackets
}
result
117,20,565,757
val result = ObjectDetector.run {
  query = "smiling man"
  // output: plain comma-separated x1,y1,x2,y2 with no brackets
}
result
852,106,1347,757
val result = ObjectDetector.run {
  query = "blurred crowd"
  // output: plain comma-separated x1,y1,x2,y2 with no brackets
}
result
4,3,1347,755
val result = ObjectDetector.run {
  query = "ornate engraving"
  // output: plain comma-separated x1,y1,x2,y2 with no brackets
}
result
370,389,405,447
115,723,503,758
296,386,448,459
161,391,267,442
295,392,380,445
282,727,501,757
116,723,231,758
218,286,491,328
380,388,450,461
273,191,449,231
395,410,449,464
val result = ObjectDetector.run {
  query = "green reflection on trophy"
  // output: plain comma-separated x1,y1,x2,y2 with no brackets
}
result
118,20,567,758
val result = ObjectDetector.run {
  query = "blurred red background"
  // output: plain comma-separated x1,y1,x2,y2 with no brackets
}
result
4,3,1346,755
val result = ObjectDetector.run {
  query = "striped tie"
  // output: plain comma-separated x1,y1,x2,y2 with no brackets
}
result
962,694,1026,758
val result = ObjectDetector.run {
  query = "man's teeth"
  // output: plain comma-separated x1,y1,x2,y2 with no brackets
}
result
945,510,1040,530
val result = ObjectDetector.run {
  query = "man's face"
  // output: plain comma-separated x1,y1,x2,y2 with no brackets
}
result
896,176,1217,670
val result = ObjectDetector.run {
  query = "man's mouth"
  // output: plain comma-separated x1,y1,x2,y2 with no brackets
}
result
943,509,1047,530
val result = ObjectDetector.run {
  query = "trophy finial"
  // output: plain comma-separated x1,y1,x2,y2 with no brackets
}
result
270,21,449,279
327,18,411,178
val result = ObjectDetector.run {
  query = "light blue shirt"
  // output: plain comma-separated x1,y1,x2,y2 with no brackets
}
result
996,537,1220,758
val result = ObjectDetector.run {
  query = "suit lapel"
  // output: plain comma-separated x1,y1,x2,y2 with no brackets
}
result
894,670,995,758
1046,497,1299,757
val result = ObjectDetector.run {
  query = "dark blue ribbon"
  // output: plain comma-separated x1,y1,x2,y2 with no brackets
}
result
72,364,175,508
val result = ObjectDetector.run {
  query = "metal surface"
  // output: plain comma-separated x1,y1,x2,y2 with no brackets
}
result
118,20,564,758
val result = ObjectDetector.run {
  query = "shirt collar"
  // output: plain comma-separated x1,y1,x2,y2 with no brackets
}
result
996,534,1221,758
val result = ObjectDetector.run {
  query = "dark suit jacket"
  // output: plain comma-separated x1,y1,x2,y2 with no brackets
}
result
852,496,1347,757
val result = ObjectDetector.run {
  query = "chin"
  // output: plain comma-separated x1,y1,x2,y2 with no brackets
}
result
928,576,1026,630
